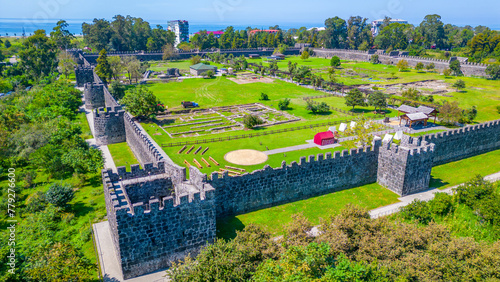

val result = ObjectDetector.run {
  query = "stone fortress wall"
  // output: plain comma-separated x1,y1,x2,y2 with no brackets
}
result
75,51,499,279
72,47,302,64
313,48,488,77
210,145,380,217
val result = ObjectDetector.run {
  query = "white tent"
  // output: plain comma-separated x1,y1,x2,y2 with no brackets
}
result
394,131,403,140
339,123,348,132
382,134,394,143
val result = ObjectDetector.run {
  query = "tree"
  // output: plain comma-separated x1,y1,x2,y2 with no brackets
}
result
95,49,112,84
345,89,366,110
162,43,177,61
419,14,446,49
57,51,77,79
278,98,290,110
120,85,162,118
370,54,379,64
4,39,11,48
301,50,310,60
82,18,113,52
243,114,264,129
322,17,348,48
443,68,452,77
396,59,409,72
439,100,462,124
260,93,269,101
330,56,341,67
449,60,463,76
375,22,413,50
108,55,124,80
453,79,466,91
45,183,74,209
19,29,58,80
461,106,477,123
368,91,387,112
415,62,425,72
426,63,435,71
123,56,142,84
486,65,500,79
50,20,75,49
109,80,126,100
190,55,202,65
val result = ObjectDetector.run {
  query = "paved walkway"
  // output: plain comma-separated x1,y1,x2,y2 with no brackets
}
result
369,171,500,218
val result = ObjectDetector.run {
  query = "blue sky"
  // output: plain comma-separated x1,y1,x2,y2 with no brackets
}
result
0,0,499,28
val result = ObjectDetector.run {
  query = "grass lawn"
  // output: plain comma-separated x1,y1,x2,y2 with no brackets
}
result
430,149,500,189
409,129,447,137
147,76,336,111
76,111,93,140
108,142,141,171
217,182,400,239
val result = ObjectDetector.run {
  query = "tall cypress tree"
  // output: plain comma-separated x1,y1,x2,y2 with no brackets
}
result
95,49,112,85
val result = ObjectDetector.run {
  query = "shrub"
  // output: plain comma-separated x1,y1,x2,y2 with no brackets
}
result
426,63,435,71
278,98,290,110
204,70,215,79
243,114,264,129
397,59,409,71
443,68,452,76
45,183,75,209
301,50,310,60
400,199,432,224
453,79,466,91
415,62,425,71
306,100,330,114
429,193,454,216
497,105,500,114
260,93,269,101
370,54,379,64
109,80,126,100
25,191,47,213
330,56,341,67
454,175,494,208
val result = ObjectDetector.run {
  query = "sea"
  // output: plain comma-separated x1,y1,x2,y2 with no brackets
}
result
0,18,325,36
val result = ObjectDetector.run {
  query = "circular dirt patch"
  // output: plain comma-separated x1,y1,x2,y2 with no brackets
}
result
224,149,268,166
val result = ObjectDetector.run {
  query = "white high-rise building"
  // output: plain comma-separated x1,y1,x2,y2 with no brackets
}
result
168,20,189,46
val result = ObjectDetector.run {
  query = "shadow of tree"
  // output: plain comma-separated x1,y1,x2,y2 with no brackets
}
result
216,216,245,240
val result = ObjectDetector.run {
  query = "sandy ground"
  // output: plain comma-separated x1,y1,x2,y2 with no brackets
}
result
224,149,268,165
228,77,274,84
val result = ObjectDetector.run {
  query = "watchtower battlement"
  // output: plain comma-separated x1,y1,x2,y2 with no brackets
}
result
377,135,435,196
75,66,94,87
94,107,126,146
102,166,216,279
83,82,105,109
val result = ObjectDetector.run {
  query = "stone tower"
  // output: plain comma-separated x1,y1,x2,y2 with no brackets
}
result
75,66,95,87
94,107,126,146
377,135,435,196
83,82,105,110
102,165,216,279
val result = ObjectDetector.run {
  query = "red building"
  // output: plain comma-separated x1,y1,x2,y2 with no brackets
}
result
314,131,336,146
